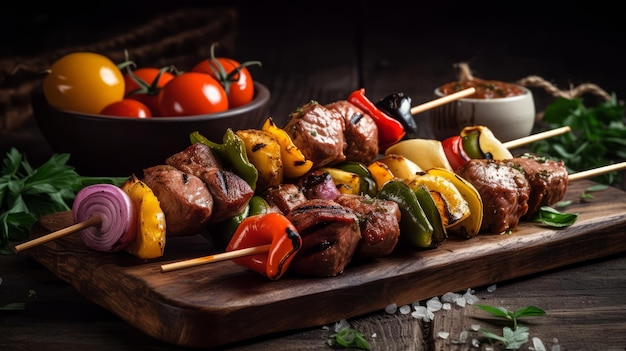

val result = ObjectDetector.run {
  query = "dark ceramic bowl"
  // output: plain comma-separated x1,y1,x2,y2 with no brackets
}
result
33,82,270,177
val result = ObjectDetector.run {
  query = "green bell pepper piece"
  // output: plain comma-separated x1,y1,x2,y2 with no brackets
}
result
377,179,434,249
205,195,270,248
190,129,258,190
413,185,447,247
461,130,485,159
336,161,378,197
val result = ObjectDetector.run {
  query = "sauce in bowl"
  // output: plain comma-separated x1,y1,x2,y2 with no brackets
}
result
438,78,525,99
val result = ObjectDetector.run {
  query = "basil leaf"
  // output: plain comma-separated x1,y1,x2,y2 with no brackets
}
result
530,206,578,228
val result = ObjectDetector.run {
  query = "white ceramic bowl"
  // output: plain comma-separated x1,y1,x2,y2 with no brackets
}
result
429,84,535,142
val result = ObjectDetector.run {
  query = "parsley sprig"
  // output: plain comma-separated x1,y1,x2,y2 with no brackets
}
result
327,319,371,350
0,148,127,254
475,304,546,349
530,95,626,186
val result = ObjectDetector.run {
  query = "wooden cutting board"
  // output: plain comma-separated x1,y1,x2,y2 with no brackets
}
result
24,179,626,348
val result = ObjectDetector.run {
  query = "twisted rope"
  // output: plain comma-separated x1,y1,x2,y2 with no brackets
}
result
455,62,612,101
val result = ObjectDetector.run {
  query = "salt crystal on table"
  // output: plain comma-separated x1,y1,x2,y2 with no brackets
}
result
399,305,411,314
385,303,397,314
426,297,443,312
441,291,461,303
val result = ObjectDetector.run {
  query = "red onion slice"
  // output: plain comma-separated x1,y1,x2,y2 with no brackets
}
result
72,184,137,252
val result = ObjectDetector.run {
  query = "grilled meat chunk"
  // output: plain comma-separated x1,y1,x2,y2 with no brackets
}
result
142,165,213,236
325,100,379,164
335,194,401,257
457,159,530,234
264,183,307,214
503,155,569,218
166,143,254,223
283,100,346,168
287,199,360,277
202,168,255,223
165,143,222,175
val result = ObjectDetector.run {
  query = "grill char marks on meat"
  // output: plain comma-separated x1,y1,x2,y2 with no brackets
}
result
142,165,214,237
201,169,255,222
287,199,361,277
457,159,530,234
165,142,222,175
166,143,254,223
264,183,307,214
325,100,379,164
335,194,401,257
283,100,346,168
503,155,569,218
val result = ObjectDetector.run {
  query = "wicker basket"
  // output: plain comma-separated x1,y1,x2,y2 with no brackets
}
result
0,8,238,133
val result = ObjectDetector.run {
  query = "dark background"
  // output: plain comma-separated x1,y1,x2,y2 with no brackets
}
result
2,2,624,100
1,2,624,141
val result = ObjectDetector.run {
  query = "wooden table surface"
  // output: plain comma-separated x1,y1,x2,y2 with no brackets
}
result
2,2,626,350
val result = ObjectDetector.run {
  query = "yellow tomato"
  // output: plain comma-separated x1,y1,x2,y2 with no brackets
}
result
43,52,125,114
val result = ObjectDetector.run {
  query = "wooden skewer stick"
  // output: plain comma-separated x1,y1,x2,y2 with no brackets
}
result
12,215,102,253
502,126,571,149
160,244,271,273
568,162,626,182
410,87,476,115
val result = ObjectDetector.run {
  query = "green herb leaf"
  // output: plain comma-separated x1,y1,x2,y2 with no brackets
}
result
530,95,626,186
0,302,27,310
502,326,530,349
512,306,546,319
586,184,609,192
0,148,127,253
475,304,545,349
530,206,578,228
327,320,371,350
475,304,511,319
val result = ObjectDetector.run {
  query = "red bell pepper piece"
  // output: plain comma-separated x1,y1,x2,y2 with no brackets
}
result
226,212,302,280
348,88,406,151
441,135,470,171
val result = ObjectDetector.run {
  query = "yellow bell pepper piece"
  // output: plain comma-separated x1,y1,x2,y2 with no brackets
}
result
426,167,483,238
376,154,423,180
121,175,166,259
405,172,469,228
318,167,361,195
384,139,453,171
262,117,313,179
236,129,284,192
367,160,396,190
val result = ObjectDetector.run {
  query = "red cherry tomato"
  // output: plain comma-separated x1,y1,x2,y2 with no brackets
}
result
158,72,228,116
124,67,175,116
100,99,152,118
191,57,256,108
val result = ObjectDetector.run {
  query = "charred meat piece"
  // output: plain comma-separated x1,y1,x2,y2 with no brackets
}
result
167,142,254,223
335,194,401,258
287,199,361,277
283,100,346,168
457,159,530,234
325,100,379,164
202,168,254,223
264,183,307,214
165,143,222,175
503,155,569,218
142,165,214,237
298,170,341,201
